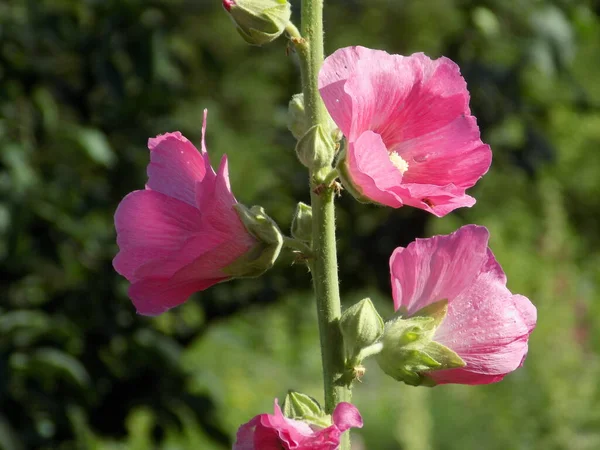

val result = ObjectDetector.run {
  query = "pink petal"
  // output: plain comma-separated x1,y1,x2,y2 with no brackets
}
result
393,182,477,217
197,155,245,235
233,417,260,450
332,402,363,432
128,275,224,316
346,131,404,207
390,225,490,314
397,115,491,188
113,190,202,281
147,132,210,207
319,46,389,136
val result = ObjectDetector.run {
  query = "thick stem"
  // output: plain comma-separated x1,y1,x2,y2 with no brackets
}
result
296,0,352,447
310,186,351,410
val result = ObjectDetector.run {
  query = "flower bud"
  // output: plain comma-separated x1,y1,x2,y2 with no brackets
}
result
375,300,466,386
225,204,283,277
339,298,384,363
295,124,336,170
291,202,312,243
288,93,342,143
223,0,291,46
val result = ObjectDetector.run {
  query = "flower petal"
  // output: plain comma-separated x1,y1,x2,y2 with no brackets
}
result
397,115,491,188
128,275,224,316
113,190,202,281
346,131,404,207
332,402,363,432
389,225,491,314
147,131,210,207
319,46,389,137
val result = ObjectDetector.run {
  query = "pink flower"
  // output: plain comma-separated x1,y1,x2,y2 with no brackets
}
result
113,110,257,316
234,400,363,450
318,46,492,217
389,225,536,384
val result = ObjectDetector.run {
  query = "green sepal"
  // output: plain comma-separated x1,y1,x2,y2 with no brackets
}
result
339,298,384,362
295,124,335,170
291,202,312,243
223,204,283,277
282,391,330,428
375,300,465,386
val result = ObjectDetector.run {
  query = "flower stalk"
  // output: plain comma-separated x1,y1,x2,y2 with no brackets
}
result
295,1,353,448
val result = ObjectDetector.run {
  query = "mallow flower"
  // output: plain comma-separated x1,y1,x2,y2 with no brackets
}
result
376,225,536,385
318,46,492,217
233,399,363,450
113,110,282,316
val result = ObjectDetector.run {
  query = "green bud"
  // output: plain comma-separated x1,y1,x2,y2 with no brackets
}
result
291,202,312,243
375,300,466,386
295,124,336,170
339,298,384,363
224,204,283,277
287,94,309,141
287,93,342,143
223,0,291,46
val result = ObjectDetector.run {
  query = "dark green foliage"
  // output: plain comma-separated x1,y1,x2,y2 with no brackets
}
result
1,0,600,448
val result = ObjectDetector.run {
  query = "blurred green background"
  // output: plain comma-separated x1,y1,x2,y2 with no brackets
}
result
1,0,600,449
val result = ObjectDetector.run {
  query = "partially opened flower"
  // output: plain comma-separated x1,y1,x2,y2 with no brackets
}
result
234,399,363,450
319,46,492,217
113,110,282,316
376,225,536,385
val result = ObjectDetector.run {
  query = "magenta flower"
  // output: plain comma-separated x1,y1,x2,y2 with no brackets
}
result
387,225,536,385
234,400,363,450
318,46,492,217
113,111,258,316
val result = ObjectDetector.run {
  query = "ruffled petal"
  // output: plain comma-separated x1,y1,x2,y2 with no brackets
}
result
389,225,490,314
392,182,477,217
113,190,202,281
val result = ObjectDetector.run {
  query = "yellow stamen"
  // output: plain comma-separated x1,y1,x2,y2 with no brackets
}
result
389,151,409,175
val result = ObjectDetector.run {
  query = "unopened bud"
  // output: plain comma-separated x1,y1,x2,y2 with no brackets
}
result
223,0,291,46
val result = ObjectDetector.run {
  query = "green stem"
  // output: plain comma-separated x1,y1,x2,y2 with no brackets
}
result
295,1,352,447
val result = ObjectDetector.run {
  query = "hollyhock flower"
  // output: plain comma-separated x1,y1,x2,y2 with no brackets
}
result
234,399,363,450
318,46,492,217
113,110,281,316
378,225,536,385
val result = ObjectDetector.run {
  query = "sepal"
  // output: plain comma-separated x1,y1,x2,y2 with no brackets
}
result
375,300,466,386
224,204,283,277
282,391,331,428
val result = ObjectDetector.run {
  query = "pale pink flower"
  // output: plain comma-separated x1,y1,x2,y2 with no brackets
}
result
234,400,363,450
319,46,492,217
113,110,256,316
389,225,536,384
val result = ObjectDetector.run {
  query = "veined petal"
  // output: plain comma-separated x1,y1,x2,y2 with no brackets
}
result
129,275,224,316
397,115,491,188
147,132,210,207
113,190,202,281
390,225,490,314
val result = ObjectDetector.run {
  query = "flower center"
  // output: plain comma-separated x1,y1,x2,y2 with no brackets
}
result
389,151,409,175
